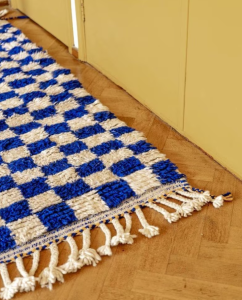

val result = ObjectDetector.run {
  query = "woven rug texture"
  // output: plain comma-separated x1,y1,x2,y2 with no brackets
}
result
0,20,232,300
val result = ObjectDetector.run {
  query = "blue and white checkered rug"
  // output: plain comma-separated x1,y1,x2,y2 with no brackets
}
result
0,20,232,299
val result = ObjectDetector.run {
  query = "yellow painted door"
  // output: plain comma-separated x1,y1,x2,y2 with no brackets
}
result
184,0,242,178
11,0,73,48
84,0,188,130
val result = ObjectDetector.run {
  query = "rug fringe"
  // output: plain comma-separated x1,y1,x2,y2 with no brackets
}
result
0,189,232,299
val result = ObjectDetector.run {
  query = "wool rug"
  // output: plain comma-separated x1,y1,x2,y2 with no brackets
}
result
0,20,233,299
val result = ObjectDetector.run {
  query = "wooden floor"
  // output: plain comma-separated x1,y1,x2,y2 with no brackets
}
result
1,8,242,300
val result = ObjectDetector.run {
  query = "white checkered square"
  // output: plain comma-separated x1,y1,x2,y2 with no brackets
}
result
46,167,80,188
11,51,28,61
0,97,23,110
0,81,11,93
55,98,79,114
44,85,64,96
0,129,16,141
20,127,49,144
67,114,96,131
8,215,46,244
32,146,64,166
55,74,75,84
66,190,109,220
37,114,64,126
83,169,118,189
6,112,33,127
21,62,40,72
67,150,96,166
16,83,39,96
27,190,62,213
12,167,44,185
34,72,53,82
100,148,133,168
0,164,10,177
117,131,146,145
69,88,89,98
100,118,126,131
82,131,114,149
49,132,77,146
86,102,108,114
1,145,30,163
0,188,23,209
136,149,166,166
27,96,52,112
123,168,160,195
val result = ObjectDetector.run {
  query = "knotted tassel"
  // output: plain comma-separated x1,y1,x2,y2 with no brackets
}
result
79,228,101,267
111,216,136,246
0,10,8,18
211,195,224,208
179,190,224,209
39,243,66,290
60,236,82,273
177,190,205,211
12,251,39,293
135,206,159,238
0,264,18,300
146,202,181,223
155,197,191,218
97,223,112,256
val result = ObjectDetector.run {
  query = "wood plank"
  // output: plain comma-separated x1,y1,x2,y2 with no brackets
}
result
166,254,242,288
132,270,242,300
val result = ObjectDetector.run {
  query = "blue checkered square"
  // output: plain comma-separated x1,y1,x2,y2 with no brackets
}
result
19,178,50,198
54,179,91,201
8,157,36,173
36,202,77,231
96,180,135,208
77,158,105,177
41,158,71,176
0,200,31,223
111,157,145,177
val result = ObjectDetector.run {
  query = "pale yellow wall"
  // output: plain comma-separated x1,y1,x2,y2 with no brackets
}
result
184,0,242,179
84,0,189,129
11,0,73,48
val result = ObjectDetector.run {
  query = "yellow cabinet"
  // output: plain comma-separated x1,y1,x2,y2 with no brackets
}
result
84,0,189,129
11,0,73,48
184,0,242,178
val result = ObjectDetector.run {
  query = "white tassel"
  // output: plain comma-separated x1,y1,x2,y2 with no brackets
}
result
155,197,190,217
79,229,101,267
12,255,38,293
0,10,8,18
60,236,82,273
179,202,194,217
135,207,159,238
0,264,18,300
111,217,136,246
146,202,181,223
39,243,66,290
212,195,224,208
97,223,112,256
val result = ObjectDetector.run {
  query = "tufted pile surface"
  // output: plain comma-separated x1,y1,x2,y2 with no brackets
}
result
0,20,232,300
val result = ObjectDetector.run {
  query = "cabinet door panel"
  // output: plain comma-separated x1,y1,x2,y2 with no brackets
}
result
185,0,242,178
13,0,73,47
84,0,188,129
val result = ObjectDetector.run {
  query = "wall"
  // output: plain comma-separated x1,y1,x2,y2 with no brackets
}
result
11,0,73,49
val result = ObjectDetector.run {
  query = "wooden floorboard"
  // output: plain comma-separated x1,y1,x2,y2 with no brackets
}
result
0,8,241,300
